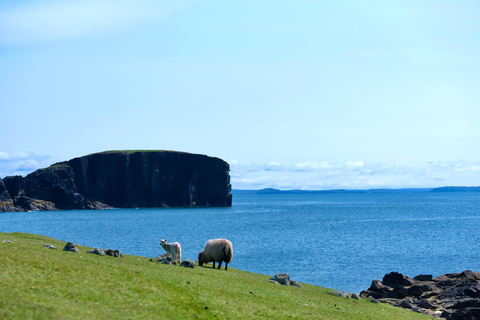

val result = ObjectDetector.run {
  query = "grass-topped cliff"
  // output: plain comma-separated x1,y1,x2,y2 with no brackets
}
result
0,232,430,319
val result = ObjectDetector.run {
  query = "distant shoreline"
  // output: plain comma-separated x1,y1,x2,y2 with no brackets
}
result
231,186,480,194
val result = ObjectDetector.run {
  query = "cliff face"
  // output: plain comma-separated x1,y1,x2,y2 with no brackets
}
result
0,151,232,211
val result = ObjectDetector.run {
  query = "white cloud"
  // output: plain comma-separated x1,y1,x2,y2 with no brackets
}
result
0,152,56,178
0,0,169,45
0,152,30,160
229,160,480,190
346,161,364,168
295,161,330,170
267,162,281,166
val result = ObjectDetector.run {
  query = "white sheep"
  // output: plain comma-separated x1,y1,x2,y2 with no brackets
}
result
159,239,182,264
198,239,233,270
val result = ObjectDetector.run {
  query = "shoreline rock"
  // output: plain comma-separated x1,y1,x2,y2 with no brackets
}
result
360,270,480,319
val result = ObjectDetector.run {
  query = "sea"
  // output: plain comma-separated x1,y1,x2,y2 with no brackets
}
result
1,192,479,294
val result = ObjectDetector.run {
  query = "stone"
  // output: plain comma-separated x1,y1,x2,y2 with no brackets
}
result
407,285,424,297
415,299,438,310
464,283,480,298
269,273,302,287
87,248,105,256
351,293,361,300
105,249,123,257
270,273,291,286
63,242,80,253
359,289,386,299
382,272,415,288
156,253,175,265
414,274,433,281
2,240,12,243
179,259,195,268
331,291,350,298
369,279,390,293
42,244,57,250
400,298,415,309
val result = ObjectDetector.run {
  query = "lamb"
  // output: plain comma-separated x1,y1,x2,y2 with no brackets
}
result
198,239,233,270
159,239,182,264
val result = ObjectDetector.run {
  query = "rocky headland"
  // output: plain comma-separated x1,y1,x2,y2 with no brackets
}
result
360,270,480,319
0,150,232,211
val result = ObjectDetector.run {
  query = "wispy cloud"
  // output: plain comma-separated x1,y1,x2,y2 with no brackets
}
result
0,152,56,178
229,160,480,190
0,0,171,46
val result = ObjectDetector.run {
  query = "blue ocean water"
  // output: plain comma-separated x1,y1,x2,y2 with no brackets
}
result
1,192,479,293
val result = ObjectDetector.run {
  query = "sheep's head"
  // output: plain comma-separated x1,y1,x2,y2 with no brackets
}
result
159,239,167,245
198,251,205,266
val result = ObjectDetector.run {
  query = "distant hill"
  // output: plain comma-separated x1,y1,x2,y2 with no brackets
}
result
232,186,480,194
430,186,480,192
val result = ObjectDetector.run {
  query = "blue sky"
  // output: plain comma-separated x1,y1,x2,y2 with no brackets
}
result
1,0,479,190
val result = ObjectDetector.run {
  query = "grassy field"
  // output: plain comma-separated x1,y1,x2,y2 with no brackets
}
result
0,232,430,320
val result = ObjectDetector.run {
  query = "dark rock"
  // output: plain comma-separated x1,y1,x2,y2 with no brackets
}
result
179,259,195,268
1,151,232,211
105,249,123,258
415,299,438,309
386,287,408,299
369,279,390,293
382,272,415,288
461,270,475,279
2,176,24,198
444,308,480,320
407,285,424,297
360,290,386,299
464,283,480,298
414,274,433,281
400,298,415,309
13,196,57,211
0,179,10,201
63,242,80,253
290,281,303,288
445,299,480,309
362,270,480,320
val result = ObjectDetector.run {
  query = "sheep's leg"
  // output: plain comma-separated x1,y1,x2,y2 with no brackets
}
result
225,262,228,270
217,261,222,269
212,261,216,268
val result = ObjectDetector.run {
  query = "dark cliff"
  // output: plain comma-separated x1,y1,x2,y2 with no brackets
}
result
0,151,232,211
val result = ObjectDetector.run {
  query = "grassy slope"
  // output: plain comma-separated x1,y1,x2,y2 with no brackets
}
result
0,232,430,320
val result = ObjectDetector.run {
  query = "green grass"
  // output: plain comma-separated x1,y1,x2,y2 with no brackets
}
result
0,232,430,320
89,150,193,155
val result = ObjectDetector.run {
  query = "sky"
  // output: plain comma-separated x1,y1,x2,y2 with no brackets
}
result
0,0,479,190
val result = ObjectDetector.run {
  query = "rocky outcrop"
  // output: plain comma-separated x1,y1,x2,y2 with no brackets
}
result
360,270,480,319
63,242,80,253
0,150,232,211
269,273,303,288
155,253,176,265
179,259,196,268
